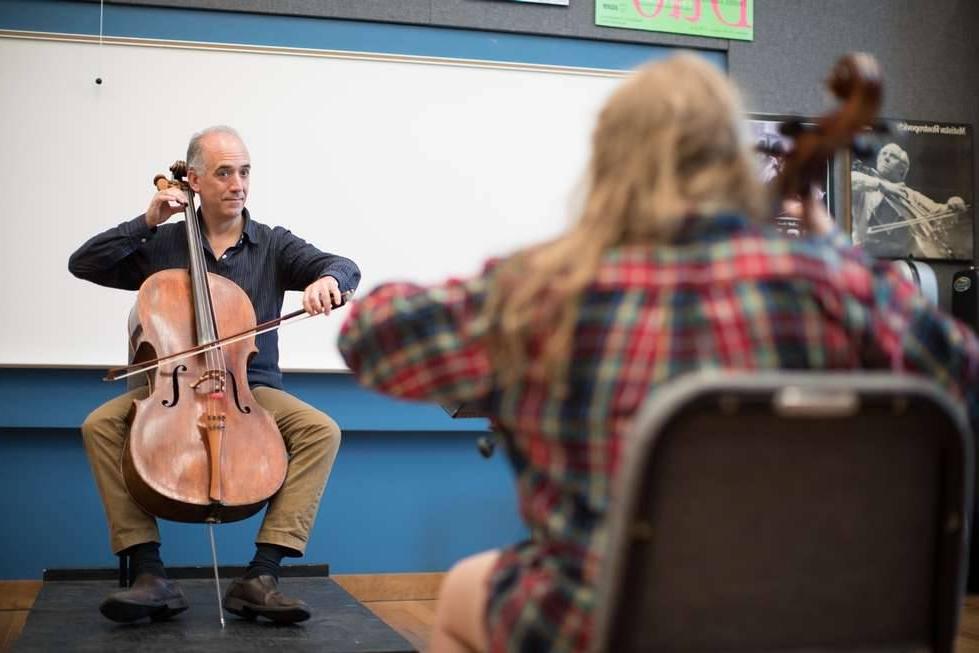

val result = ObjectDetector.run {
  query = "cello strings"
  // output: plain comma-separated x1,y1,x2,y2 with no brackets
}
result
187,191,224,498
187,189,222,390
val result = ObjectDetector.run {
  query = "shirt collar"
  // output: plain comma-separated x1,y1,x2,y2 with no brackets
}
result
670,213,754,244
240,208,258,244
194,207,258,245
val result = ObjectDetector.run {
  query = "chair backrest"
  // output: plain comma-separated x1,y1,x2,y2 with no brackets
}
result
592,371,974,653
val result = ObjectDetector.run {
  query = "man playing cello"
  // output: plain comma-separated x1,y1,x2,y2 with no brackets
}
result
69,125,359,624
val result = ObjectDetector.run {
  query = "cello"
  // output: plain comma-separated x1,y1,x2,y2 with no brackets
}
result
122,161,288,525
763,53,882,231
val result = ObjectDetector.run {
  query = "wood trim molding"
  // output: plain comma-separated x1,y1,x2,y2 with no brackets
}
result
0,29,627,80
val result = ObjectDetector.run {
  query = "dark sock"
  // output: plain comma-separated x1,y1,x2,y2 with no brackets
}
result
245,544,291,580
124,542,166,579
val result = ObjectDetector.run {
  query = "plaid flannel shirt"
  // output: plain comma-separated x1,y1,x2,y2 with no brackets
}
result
339,214,979,653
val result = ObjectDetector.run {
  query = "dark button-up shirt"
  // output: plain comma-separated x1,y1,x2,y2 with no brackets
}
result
69,209,360,389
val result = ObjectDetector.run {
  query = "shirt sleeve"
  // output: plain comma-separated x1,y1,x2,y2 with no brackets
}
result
804,229,979,431
841,250,979,433
273,227,361,293
893,182,947,215
337,269,495,405
67,215,157,290
851,170,879,192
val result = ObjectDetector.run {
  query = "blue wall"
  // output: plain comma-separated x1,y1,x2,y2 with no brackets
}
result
0,0,722,579
0,369,522,579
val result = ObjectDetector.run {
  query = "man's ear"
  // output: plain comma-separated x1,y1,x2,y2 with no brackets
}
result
187,168,201,193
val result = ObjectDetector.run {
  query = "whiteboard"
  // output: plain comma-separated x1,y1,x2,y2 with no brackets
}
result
0,35,622,371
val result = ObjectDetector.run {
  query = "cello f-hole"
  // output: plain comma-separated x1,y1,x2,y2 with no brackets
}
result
226,370,252,415
161,364,187,408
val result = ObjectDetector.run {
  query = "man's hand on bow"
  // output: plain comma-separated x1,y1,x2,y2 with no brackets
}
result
303,276,342,315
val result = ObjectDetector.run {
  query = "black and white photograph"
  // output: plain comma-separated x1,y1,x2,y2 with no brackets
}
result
850,119,974,261
748,115,833,239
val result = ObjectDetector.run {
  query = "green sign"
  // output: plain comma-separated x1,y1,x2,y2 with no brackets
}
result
596,0,754,41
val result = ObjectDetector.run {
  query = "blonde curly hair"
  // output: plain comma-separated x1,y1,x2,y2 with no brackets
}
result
483,53,766,388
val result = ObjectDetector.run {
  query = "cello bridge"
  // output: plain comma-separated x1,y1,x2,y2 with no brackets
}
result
191,369,227,394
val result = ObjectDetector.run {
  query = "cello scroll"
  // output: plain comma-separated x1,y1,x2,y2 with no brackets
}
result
760,53,883,232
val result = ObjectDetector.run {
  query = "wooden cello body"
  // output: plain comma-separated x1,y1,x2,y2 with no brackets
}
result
122,162,287,524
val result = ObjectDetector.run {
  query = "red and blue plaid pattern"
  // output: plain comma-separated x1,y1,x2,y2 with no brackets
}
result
339,214,979,653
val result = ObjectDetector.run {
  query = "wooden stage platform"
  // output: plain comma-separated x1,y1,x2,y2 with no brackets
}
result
1,570,445,653
9,575,979,652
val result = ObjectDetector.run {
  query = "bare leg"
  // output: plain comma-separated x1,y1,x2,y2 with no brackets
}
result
429,550,500,653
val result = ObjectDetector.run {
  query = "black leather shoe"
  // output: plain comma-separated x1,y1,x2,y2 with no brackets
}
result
99,573,189,623
224,575,311,624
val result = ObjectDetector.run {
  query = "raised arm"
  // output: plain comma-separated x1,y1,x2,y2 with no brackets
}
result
338,272,494,406
68,184,189,289
274,227,361,294
68,215,160,290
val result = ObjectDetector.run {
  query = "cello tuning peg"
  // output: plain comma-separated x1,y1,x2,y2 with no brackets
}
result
170,161,188,180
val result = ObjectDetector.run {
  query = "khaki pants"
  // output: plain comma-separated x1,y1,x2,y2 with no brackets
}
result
80,385,340,555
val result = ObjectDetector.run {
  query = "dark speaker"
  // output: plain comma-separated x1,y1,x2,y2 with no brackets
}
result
951,267,979,334
954,267,979,593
